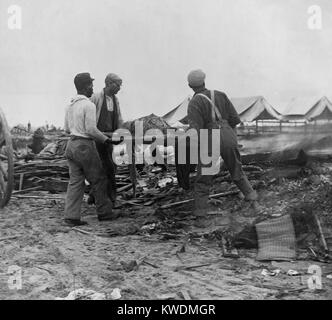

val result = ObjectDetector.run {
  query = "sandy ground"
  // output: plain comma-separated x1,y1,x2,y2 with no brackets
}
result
1,163,332,301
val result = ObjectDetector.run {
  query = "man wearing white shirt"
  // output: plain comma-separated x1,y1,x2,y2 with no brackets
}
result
64,73,119,226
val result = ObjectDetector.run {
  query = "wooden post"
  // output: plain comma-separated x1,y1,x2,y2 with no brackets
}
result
19,173,24,191
255,120,258,134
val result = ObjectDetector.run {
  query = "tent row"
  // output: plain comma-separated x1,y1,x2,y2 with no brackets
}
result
162,95,332,126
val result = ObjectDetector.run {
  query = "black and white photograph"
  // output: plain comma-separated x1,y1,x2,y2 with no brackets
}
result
0,0,331,304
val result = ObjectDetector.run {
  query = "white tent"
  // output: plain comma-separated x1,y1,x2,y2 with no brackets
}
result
169,120,189,129
305,96,332,121
230,96,282,123
281,96,332,122
163,96,191,126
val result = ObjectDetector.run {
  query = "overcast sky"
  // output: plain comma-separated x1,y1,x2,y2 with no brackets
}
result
0,0,332,127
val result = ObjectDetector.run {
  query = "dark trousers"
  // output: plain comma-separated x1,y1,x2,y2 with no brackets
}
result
64,138,113,220
95,142,117,202
194,123,246,216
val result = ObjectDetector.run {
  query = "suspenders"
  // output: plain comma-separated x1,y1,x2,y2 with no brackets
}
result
196,91,223,122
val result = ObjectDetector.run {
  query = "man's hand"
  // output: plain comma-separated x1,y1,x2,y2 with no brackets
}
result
104,135,124,145
104,138,113,146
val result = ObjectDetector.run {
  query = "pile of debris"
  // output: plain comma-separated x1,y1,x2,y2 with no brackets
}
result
124,113,171,135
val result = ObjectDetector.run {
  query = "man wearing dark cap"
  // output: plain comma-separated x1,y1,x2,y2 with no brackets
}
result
186,69,258,228
89,73,124,204
64,72,118,226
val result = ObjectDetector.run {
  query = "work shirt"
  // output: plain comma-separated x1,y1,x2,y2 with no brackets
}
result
187,88,241,130
90,90,123,131
105,95,116,112
64,95,108,143
97,93,118,132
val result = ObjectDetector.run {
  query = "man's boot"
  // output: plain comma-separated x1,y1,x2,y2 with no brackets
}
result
98,210,120,221
234,176,264,216
64,219,88,226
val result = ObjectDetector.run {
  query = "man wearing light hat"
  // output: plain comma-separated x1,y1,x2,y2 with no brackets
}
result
90,73,124,204
186,69,258,228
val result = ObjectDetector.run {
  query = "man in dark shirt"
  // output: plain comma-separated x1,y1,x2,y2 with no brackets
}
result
186,69,258,228
90,73,123,204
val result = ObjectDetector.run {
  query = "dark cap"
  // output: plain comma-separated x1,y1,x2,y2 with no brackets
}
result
74,73,95,90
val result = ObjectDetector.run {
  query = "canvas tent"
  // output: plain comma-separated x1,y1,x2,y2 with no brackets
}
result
230,96,282,123
305,96,332,121
281,96,332,122
163,96,191,126
169,120,189,129
164,95,281,126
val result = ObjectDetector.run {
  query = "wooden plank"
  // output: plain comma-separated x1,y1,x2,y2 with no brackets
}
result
117,184,132,193
180,290,192,300
160,190,239,209
11,195,65,200
19,173,24,191
0,236,18,242
12,186,42,195
314,213,329,253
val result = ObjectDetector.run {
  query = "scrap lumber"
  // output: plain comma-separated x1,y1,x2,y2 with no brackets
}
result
174,262,219,272
11,195,64,200
12,157,141,195
313,213,329,254
174,259,232,272
180,290,192,300
117,199,144,207
117,184,133,193
160,190,239,209
71,227,94,236
142,260,159,269
19,173,24,190
0,236,19,242
12,186,42,194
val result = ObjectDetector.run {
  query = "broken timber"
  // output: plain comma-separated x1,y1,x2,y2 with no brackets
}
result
160,190,240,209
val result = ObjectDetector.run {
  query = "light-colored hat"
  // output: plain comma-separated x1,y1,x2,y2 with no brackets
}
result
105,73,122,84
187,69,206,87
